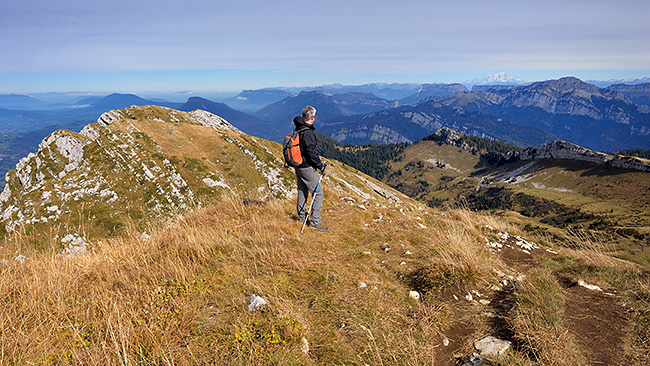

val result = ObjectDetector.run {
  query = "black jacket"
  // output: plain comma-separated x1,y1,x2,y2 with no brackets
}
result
293,116,324,170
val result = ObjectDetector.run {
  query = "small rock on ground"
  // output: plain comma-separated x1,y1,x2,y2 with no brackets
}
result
474,336,511,356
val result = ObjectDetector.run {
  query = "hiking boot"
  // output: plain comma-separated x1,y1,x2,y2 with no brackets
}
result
310,223,328,232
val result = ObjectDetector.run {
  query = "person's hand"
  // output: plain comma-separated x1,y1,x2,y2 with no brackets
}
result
319,165,327,177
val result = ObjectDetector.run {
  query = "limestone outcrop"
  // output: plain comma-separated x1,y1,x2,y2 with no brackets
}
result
507,140,650,172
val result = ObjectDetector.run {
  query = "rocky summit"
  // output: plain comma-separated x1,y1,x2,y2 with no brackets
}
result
0,105,406,248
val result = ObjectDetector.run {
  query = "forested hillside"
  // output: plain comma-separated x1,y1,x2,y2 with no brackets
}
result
317,132,409,179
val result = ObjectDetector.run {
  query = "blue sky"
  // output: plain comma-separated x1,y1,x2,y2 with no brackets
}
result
1,0,649,95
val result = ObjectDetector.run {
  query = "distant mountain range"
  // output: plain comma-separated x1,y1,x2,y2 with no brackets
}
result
0,94,48,110
432,77,650,151
257,90,405,117
4,74,650,110
1,76,650,189
587,77,650,88
400,83,468,105
606,83,650,109
251,77,650,151
254,91,407,141
318,101,558,147
313,83,421,100
223,88,296,113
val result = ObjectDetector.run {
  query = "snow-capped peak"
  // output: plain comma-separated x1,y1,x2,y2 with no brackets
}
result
465,73,531,85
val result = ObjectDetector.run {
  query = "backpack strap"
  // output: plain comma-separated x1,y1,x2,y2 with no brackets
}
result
295,126,311,134
294,126,311,146
294,126,311,166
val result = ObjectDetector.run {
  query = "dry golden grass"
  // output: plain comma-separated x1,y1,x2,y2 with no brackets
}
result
0,189,502,365
0,190,648,365
508,268,587,366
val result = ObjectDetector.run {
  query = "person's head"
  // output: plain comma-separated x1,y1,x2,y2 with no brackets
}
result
302,106,316,124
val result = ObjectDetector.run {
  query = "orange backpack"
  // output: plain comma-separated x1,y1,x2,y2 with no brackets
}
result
282,127,309,167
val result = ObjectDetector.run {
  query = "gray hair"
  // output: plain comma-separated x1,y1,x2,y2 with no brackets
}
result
302,106,316,121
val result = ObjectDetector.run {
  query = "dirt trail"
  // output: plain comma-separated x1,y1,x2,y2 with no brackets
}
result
496,237,630,366
560,279,629,366
438,233,632,365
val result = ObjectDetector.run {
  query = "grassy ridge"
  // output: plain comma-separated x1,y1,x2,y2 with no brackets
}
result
0,195,485,364
1,192,649,364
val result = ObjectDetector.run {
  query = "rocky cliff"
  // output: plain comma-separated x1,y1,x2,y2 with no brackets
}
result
330,123,412,145
606,83,650,112
436,77,650,152
506,140,650,172
401,83,468,104
432,127,650,173
471,77,635,123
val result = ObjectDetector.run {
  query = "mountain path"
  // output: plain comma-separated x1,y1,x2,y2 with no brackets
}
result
440,233,631,365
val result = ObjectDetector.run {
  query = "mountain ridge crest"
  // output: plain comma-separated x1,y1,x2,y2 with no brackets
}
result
0,105,412,243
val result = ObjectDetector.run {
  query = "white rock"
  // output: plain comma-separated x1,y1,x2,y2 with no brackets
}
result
97,110,124,127
474,336,511,356
58,233,89,256
0,185,11,204
190,109,241,132
301,337,309,354
248,293,267,311
578,280,602,292
14,254,28,263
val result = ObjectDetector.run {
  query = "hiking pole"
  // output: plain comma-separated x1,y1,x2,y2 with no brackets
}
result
301,168,325,234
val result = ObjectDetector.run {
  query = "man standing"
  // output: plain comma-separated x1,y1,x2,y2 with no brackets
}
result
293,106,328,231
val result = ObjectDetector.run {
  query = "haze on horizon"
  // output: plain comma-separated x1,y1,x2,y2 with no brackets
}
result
1,0,649,94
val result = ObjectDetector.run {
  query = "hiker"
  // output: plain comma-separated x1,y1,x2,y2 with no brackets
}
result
293,106,328,231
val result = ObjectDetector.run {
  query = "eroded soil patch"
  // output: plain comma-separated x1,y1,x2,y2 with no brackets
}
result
487,232,632,365
561,280,629,365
